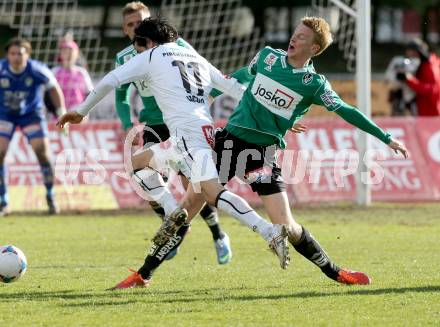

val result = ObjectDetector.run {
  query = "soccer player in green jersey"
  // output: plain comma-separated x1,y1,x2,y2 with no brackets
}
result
120,16,409,289
115,2,232,264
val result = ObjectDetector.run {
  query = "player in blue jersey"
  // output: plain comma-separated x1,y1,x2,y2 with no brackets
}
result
0,38,66,216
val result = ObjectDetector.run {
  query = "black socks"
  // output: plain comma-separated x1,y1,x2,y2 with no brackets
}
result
292,227,340,281
150,202,165,221
199,204,225,241
138,224,190,280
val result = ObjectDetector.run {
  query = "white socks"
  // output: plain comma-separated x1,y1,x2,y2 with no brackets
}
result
216,190,273,241
133,169,179,216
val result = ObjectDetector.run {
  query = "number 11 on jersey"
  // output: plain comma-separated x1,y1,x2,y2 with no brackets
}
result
172,60,204,96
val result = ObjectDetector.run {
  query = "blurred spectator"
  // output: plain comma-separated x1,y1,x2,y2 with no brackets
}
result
396,39,440,116
385,56,419,116
52,40,93,110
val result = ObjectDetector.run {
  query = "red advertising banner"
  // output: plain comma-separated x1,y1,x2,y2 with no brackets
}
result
415,117,440,199
283,117,438,203
4,117,440,212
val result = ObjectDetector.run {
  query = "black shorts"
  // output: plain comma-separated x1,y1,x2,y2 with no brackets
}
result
214,128,285,196
142,124,170,148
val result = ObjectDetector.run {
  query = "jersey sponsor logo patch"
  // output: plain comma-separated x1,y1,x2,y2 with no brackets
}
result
251,73,303,119
320,89,341,111
0,78,10,88
123,54,134,63
302,73,313,85
264,53,278,66
201,125,214,148
134,79,153,97
264,53,278,72
25,77,33,87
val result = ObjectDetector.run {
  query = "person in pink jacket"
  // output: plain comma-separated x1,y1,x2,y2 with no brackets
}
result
52,40,93,110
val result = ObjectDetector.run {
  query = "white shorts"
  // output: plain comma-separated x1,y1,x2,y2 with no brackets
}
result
149,124,219,184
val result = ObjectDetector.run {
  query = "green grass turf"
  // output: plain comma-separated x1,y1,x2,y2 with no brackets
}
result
1,203,439,327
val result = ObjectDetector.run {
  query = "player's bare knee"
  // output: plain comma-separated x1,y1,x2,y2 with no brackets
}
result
200,181,224,206
287,223,304,244
201,188,217,205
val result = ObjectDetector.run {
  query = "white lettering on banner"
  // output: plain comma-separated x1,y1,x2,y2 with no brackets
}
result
83,149,108,185
333,149,359,187
334,129,356,150
361,149,387,185
280,150,307,184
251,73,303,119
6,129,122,168
428,131,440,163
371,166,421,191
71,130,98,153
4,119,437,208
55,149,81,185
310,169,353,192
297,129,332,153
96,130,122,162
308,150,335,184
289,126,421,193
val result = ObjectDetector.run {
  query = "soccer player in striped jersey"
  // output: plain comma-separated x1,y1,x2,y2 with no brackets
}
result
115,2,232,264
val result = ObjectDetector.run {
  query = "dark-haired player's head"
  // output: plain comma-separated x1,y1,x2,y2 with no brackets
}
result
5,37,32,71
132,17,178,52
122,1,150,41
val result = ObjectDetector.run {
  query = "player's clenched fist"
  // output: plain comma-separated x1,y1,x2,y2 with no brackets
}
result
56,111,84,130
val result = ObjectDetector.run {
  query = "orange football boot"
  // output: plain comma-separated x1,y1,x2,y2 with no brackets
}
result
109,269,150,290
337,268,371,285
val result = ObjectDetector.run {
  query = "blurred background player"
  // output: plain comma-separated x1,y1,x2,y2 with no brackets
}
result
385,56,418,116
0,37,66,216
52,39,93,111
114,2,232,264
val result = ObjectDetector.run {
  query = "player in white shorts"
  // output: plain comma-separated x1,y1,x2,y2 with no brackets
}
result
57,17,290,289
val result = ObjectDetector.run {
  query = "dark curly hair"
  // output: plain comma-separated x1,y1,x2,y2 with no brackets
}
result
133,16,178,46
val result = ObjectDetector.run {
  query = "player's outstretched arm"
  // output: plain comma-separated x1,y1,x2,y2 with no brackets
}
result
209,63,246,100
312,78,409,158
334,105,409,158
210,66,253,98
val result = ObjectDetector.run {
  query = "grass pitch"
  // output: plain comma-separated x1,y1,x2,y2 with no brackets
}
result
1,203,439,327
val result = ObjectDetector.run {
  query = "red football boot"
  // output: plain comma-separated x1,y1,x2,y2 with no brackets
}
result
337,268,371,285
109,269,150,290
